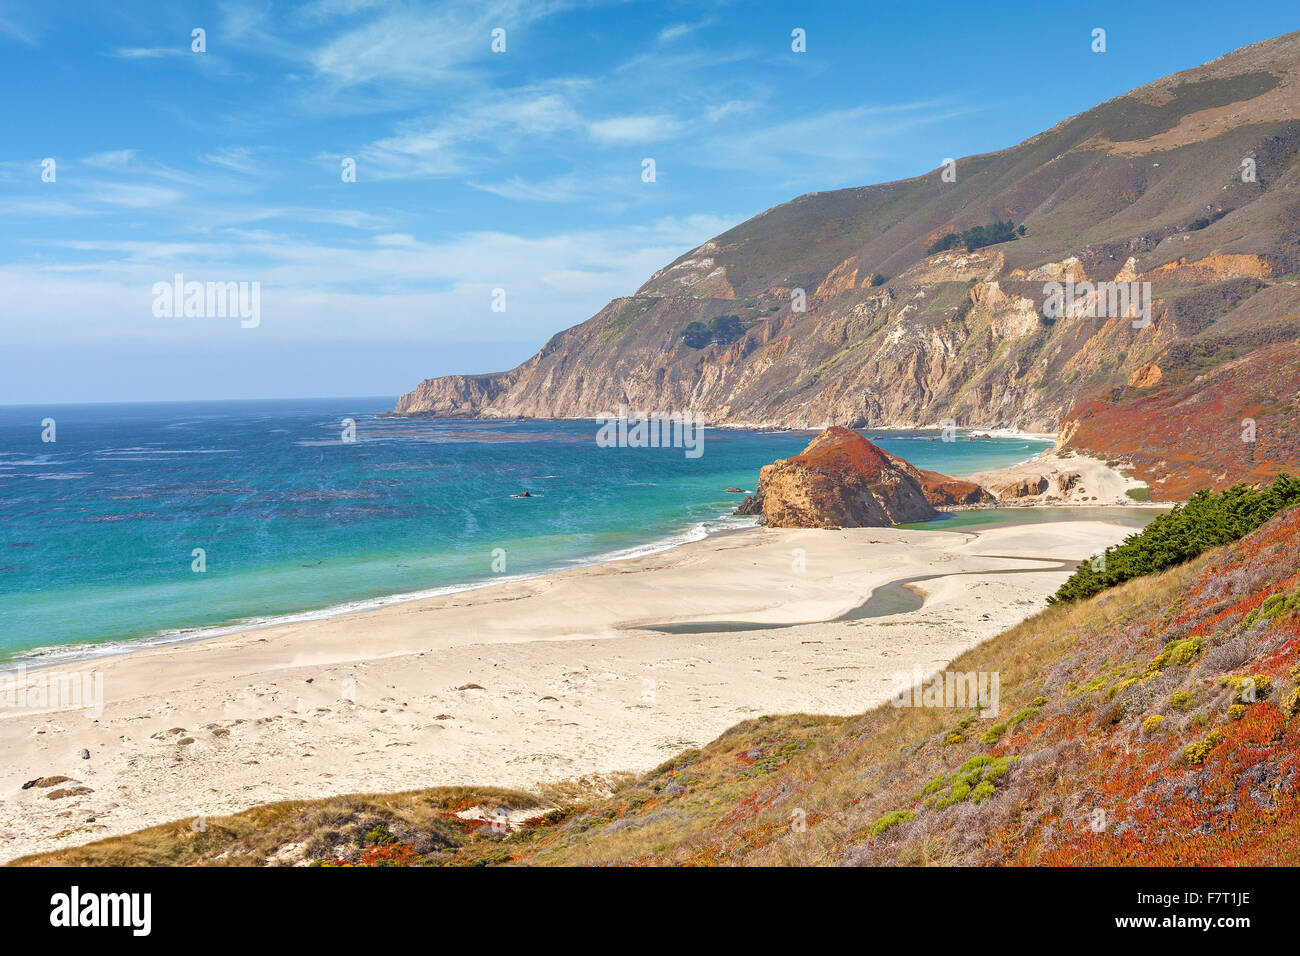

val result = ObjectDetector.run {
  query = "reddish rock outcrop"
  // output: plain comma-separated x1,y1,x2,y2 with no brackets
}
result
736,427,990,528
905,464,992,507
983,475,1051,500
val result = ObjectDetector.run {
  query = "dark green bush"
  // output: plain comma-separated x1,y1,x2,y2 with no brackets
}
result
1048,475,1300,604
926,220,1021,255
961,219,1019,251
681,314,745,349
926,232,962,255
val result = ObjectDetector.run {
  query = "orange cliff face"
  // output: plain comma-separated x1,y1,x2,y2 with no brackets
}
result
736,426,991,528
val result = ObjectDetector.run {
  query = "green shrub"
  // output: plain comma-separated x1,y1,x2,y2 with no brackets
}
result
681,314,745,349
1185,729,1224,765
970,781,997,803
1222,674,1273,702
1145,637,1203,676
1007,707,1039,728
926,232,961,255
869,811,916,837
924,756,1018,810
1187,208,1230,231
1170,690,1196,711
978,723,1006,745
1282,687,1300,719
960,219,1019,251
1049,477,1300,604
925,220,1022,256
1243,590,1300,627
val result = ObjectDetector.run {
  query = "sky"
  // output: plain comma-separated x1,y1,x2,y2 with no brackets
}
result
1,0,1297,404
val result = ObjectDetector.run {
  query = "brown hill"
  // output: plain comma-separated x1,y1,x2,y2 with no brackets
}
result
735,426,986,527
394,32,1300,498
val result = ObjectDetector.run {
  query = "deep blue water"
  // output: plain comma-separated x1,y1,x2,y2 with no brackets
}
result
0,398,1051,663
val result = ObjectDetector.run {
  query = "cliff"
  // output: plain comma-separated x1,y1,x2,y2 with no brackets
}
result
393,32,1300,499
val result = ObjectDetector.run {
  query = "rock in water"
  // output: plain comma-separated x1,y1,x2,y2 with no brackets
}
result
735,426,990,528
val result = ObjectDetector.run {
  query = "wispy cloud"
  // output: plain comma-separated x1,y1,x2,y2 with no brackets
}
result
469,174,591,203
303,0,583,89
87,182,186,208
657,18,714,44
82,149,138,168
698,99,981,185
0,6,36,46
202,147,262,174
587,113,683,143
1,213,740,346
111,46,185,59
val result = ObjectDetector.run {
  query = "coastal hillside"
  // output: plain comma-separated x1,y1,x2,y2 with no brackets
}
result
20,498,1300,866
393,32,1300,500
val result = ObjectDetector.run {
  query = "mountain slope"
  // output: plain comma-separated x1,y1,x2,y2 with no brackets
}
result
394,32,1300,499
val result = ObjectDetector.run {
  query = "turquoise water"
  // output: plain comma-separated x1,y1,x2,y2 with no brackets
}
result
897,506,1167,533
0,399,1051,664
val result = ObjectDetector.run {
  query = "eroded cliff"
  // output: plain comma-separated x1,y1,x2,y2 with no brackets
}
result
394,32,1300,498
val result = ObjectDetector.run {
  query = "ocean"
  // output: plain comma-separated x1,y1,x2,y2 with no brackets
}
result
0,398,1052,665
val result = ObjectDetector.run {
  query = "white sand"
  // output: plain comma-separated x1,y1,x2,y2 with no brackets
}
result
964,451,1153,506
0,518,1136,862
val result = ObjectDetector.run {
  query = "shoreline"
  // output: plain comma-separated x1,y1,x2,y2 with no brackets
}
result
1,513,1146,863
5,446,1147,676
2,513,762,674
387,410,1061,446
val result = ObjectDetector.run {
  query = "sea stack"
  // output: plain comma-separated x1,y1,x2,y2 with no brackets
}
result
737,426,991,528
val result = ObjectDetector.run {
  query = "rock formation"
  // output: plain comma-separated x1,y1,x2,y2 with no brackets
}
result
735,427,989,528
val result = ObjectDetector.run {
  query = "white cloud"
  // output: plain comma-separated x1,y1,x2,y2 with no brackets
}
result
706,99,756,123
657,18,714,44
587,113,683,144
469,174,589,203
304,0,579,89
0,214,740,347
0,11,35,45
82,149,137,168
202,147,261,173
350,85,590,179
111,46,184,59
698,99,980,184
88,182,187,208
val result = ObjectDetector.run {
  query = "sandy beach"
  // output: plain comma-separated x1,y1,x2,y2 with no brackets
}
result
0,512,1143,863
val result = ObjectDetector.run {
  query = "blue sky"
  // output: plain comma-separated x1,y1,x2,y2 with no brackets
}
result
2,0,1296,404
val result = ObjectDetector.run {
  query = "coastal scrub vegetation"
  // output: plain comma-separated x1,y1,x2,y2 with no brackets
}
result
681,314,745,349
16,502,1300,867
925,219,1023,255
1049,475,1300,605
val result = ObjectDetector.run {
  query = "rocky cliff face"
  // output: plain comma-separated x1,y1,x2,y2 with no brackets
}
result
394,32,1300,498
736,427,988,528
